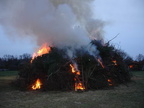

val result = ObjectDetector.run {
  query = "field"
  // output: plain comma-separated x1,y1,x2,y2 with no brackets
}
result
0,71,144,108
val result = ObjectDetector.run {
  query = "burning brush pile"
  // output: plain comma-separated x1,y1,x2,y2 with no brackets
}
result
2,0,131,91
13,41,131,91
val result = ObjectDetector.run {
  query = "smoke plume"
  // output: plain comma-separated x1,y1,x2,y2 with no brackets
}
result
0,0,105,58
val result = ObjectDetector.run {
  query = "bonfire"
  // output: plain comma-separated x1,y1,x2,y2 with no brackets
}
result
13,40,131,91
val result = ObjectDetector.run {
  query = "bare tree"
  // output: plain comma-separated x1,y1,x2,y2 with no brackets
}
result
136,54,144,62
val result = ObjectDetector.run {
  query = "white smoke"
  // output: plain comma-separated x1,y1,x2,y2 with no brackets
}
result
0,0,105,58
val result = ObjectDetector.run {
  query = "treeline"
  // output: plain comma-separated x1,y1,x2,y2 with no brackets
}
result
114,50,144,71
128,54,144,71
0,54,31,71
0,52,144,71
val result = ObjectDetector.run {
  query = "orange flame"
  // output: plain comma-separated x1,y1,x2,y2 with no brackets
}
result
112,60,117,66
76,71,81,76
30,43,51,63
75,82,85,91
70,64,81,75
107,79,113,86
37,43,51,56
70,63,85,91
32,78,42,90
70,64,75,73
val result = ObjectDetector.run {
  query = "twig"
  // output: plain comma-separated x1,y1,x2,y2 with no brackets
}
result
107,33,120,44
47,66,62,80
89,65,97,77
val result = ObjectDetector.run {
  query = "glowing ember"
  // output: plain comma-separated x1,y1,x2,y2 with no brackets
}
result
112,60,117,66
32,78,42,90
97,58,105,68
107,79,113,86
76,71,81,75
129,65,133,69
31,43,51,63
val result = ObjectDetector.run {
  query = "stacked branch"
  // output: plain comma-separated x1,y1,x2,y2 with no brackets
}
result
12,41,131,91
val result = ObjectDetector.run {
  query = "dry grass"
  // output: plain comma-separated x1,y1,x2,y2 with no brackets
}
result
0,71,144,108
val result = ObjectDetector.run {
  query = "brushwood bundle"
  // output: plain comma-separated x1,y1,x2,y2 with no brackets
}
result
13,41,131,91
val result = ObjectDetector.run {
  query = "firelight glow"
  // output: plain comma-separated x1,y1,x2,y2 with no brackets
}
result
70,63,85,91
129,65,133,69
70,64,75,73
74,82,85,91
107,79,113,86
70,64,80,75
32,78,42,90
31,43,51,63
97,58,105,68
112,60,117,66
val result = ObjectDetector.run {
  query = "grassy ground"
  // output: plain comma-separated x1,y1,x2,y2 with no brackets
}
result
0,71,18,92
0,71,144,108
0,71,18,76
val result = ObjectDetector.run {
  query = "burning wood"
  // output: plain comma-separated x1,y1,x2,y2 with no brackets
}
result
74,82,85,91
70,63,85,91
70,64,80,75
129,65,133,69
97,58,105,68
70,64,76,73
13,40,131,91
112,60,117,66
31,79,42,90
31,43,51,63
107,79,113,86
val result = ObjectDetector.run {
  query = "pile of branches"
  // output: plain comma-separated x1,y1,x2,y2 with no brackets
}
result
12,40,131,91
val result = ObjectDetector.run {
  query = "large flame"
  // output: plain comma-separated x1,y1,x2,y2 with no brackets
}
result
32,78,42,90
31,43,51,63
70,63,85,91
